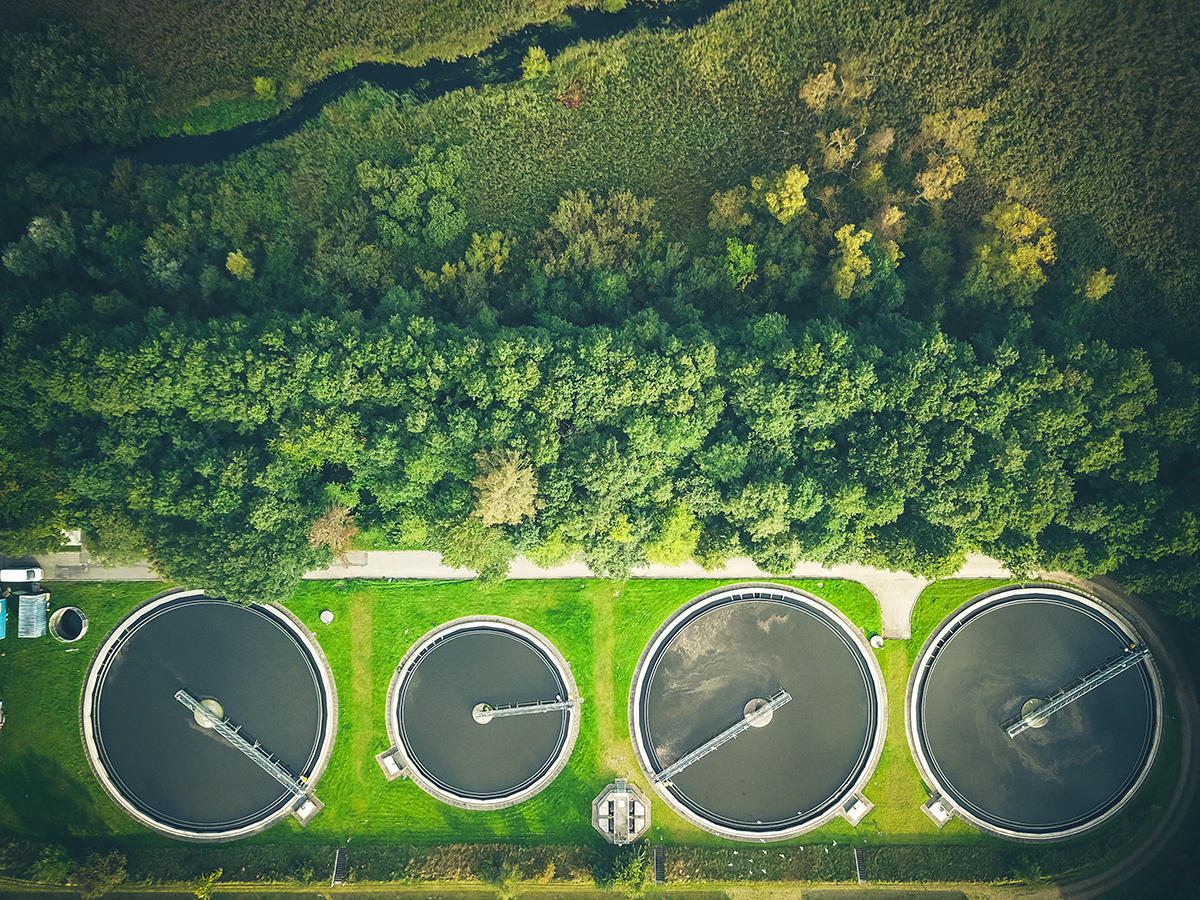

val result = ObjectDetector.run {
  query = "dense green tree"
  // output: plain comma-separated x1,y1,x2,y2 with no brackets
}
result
358,145,468,253
0,21,151,153
0,40,1197,621
0,439,69,555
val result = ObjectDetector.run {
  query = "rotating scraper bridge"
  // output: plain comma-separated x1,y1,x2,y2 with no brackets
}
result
472,696,575,724
1003,646,1152,737
175,690,312,798
908,586,1163,841
654,689,792,786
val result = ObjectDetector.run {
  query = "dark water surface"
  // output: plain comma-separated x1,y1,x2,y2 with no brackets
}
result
396,629,570,799
640,597,877,831
915,597,1157,833
58,608,84,639
90,597,327,832
56,0,730,170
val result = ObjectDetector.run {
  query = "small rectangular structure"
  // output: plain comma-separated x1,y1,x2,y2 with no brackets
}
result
292,795,324,827
375,747,407,781
921,794,954,828
840,793,874,826
653,845,665,885
0,597,6,640
17,593,48,638
854,847,867,884
331,847,348,886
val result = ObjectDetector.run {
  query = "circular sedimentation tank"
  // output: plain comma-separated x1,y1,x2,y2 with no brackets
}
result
81,590,337,841
630,584,886,840
49,605,88,642
907,585,1163,841
386,616,579,810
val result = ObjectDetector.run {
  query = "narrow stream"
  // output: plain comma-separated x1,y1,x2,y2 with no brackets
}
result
58,0,731,170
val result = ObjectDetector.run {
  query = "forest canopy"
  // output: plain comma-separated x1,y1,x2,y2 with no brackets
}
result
1,0,1198,619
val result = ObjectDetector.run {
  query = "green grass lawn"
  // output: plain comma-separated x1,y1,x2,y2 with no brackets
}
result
0,577,875,848
0,575,1183,887
0,582,177,840
856,579,1018,845
283,578,606,845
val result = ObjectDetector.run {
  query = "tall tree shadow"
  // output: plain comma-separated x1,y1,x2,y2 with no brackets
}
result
4,753,113,837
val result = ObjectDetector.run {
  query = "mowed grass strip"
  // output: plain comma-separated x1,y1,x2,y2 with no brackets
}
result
281,578,604,844
859,578,1017,844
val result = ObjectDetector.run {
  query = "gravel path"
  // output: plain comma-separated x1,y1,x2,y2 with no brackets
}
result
24,550,1013,638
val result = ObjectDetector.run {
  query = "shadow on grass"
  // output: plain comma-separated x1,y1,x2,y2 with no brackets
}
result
3,753,112,836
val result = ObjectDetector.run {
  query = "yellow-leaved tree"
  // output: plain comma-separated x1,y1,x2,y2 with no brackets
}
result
763,166,809,223
471,449,541,526
225,249,254,280
1083,267,1117,300
959,201,1057,307
830,224,873,299
914,153,966,205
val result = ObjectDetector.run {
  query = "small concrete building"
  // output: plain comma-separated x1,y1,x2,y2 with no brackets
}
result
592,778,650,845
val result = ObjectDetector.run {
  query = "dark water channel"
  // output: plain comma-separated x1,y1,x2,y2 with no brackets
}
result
58,0,731,171
90,597,327,833
396,629,570,799
639,597,878,831
914,597,1158,833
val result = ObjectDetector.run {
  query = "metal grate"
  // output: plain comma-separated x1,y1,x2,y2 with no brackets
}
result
331,848,348,886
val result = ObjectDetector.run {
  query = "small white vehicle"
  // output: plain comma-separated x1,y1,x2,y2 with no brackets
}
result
0,567,43,582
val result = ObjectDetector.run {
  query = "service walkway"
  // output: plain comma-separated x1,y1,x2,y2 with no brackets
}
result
7,547,1011,639
299,550,1011,639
